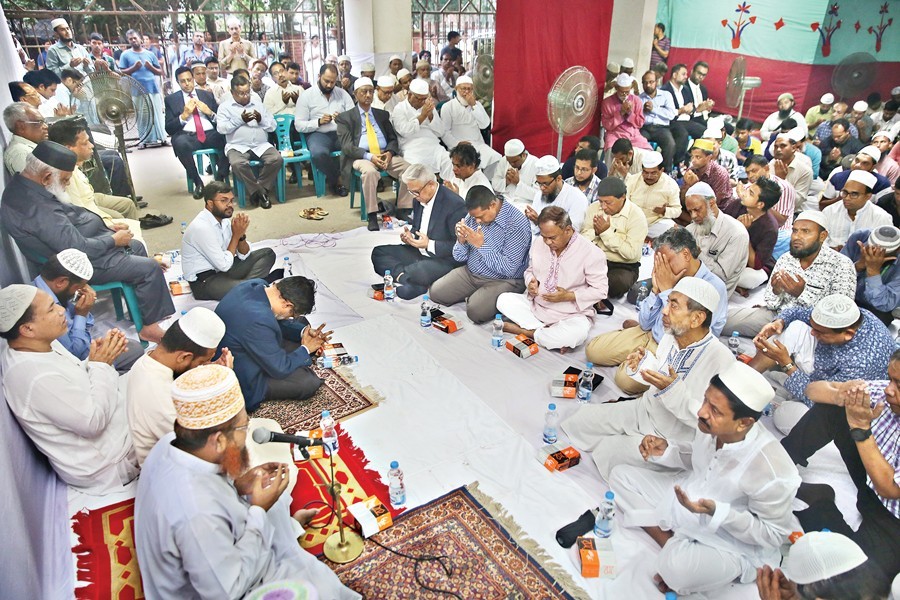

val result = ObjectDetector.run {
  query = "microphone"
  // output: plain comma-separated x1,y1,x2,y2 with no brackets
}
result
252,427,323,448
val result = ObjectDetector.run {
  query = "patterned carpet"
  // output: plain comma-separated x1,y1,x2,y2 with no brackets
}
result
72,498,143,600
324,483,591,600
252,366,380,433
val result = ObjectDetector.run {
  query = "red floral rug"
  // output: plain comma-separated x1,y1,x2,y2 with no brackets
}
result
72,498,143,600
323,483,591,600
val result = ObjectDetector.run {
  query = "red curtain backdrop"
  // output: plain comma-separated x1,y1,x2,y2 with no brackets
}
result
492,0,615,158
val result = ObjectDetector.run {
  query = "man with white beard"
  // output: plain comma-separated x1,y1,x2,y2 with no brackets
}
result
684,181,749,296
440,75,502,179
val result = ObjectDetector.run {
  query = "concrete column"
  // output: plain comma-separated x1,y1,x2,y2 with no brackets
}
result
609,0,659,75
344,0,413,76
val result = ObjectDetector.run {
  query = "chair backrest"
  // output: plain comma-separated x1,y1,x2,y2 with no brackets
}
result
273,114,294,152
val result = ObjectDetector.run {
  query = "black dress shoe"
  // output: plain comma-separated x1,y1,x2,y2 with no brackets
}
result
395,208,411,222
288,172,298,184
367,213,380,231
192,183,205,200
137,200,149,209
259,193,272,209
332,185,349,197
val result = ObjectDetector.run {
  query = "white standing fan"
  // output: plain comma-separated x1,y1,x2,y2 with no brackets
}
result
725,56,762,120
547,66,599,161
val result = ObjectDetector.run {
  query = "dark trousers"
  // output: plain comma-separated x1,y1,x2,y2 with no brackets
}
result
263,339,323,401
91,242,175,325
227,147,283,197
371,244,461,300
306,130,341,187
191,248,277,301
640,124,676,172
782,403,900,576
670,119,707,166
607,261,640,299
171,130,230,185
98,149,133,197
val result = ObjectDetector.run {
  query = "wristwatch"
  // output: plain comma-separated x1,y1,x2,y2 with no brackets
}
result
850,428,872,442
239,234,247,242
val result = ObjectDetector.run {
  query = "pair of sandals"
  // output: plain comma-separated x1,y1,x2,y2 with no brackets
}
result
139,214,173,229
299,207,328,221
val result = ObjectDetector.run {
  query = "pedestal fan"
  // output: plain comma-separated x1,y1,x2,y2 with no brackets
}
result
725,56,761,120
547,66,598,161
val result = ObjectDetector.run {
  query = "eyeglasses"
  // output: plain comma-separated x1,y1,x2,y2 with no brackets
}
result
23,119,47,126
839,190,864,199
408,181,431,196
534,178,558,190
232,423,250,432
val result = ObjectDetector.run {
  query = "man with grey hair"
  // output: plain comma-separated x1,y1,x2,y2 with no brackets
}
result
218,16,255,74
370,164,467,299
684,181,749,296
3,102,48,175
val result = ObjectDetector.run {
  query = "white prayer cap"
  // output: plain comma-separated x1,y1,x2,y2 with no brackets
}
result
607,61,619,72
872,130,895,142
0,285,38,333
775,131,793,141
360,62,375,71
812,294,861,329
504,138,525,156
409,79,429,95
641,151,664,169
717,361,774,412
397,68,411,79
621,57,635,69
820,93,835,104
847,169,878,190
172,364,245,430
50,18,69,30
852,100,869,113
788,127,807,143
178,307,226,349
707,116,725,132
893,86,900,96
456,75,473,86
354,77,374,90
376,75,395,88
325,54,338,63
795,210,829,231
615,73,634,88
337,54,350,63
778,92,794,103
686,181,716,199
56,249,93,281
869,225,900,253
782,531,867,585
535,155,561,176
389,54,402,62
672,277,720,314
857,145,882,163
702,127,723,140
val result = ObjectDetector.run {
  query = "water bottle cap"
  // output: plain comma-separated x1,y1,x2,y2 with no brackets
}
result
548,403,556,410
821,528,830,532
284,256,289,261
423,294,429,300
605,490,615,499
732,331,739,336
390,461,398,469
181,310,187,315
385,270,391,275
495,313,501,319
585,362,593,369
665,593,678,600
181,221,187,225
321,410,330,417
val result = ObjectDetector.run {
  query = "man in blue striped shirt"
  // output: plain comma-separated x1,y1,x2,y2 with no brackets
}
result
429,186,532,323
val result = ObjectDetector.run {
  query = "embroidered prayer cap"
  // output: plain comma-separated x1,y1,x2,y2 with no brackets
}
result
782,531,868,585
50,18,69,30
535,155,561,176
778,92,794,103
621,57,635,69
691,138,715,153
820,93,834,104
795,210,829,231
685,181,715,200
847,169,878,190
717,361,774,412
641,151,664,169
812,294,861,330
376,75,395,88
672,276,719,314
56,249,93,281
504,138,525,156
337,54,350,62
389,54,402,62
606,61,619,73
0,285,38,333
615,73,634,88
857,145,882,163
354,77,373,91
360,62,375,71
409,79,430,96
171,364,245,430
872,130,895,142
852,100,869,113
596,176,627,198
178,307,226,349
33,141,77,172
456,75,473,86
397,68,411,79
869,226,900,253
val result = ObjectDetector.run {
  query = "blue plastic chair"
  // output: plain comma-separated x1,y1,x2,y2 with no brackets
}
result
273,114,313,193
186,149,226,193
299,131,341,198
349,169,400,221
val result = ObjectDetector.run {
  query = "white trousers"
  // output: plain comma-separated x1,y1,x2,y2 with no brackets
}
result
647,219,676,239
737,267,768,290
496,292,591,350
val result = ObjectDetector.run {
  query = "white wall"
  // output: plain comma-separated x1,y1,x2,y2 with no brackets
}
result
608,0,660,75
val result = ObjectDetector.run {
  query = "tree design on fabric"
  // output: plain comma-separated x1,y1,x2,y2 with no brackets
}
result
867,3,893,52
811,3,842,57
722,2,757,49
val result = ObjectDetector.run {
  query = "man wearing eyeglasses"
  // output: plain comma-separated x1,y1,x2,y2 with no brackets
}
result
525,155,589,236
820,145,892,211
3,102,49,176
822,170,893,251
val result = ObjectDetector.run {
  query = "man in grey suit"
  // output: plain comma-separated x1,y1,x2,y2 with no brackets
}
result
371,164,467,299
0,141,174,343
335,77,413,231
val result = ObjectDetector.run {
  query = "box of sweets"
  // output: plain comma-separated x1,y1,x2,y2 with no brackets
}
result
506,334,539,358
348,495,393,537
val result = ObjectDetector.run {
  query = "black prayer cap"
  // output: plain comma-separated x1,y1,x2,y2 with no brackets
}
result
32,141,77,172
596,176,627,198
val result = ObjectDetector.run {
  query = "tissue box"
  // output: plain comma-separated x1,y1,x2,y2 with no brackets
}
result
539,444,581,472
577,537,599,578
348,495,393,538
506,334,539,358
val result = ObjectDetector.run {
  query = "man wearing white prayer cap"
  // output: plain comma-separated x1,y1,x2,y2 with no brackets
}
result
850,100,875,144
822,167,893,249
336,54,356,92
806,92,835,130
359,61,376,79
387,54,404,77
136,364,361,600
609,360,800,597
625,150,681,239
490,138,539,203
870,130,900,186
838,224,900,324
821,143,893,210
563,276,734,479
45,18,95,78
372,74,398,112
601,70,651,158
440,73,502,179
390,76,454,181
525,154,590,235
760,91,807,141
1,283,138,494
395,67,412,99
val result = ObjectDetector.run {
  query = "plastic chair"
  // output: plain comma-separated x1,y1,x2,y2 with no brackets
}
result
299,131,342,198
273,114,313,193
232,159,286,207
349,169,400,221
186,149,226,193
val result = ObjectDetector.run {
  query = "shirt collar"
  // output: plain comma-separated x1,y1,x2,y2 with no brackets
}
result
12,135,37,149
200,208,226,228
32,276,60,304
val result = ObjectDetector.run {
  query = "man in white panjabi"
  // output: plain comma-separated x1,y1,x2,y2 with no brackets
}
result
372,75,399,113
135,364,360,600
610,362,800,596
491,138,540,204
390,78,453,180
626,150,681,239
561,277,734,479
440,75,502,179
524,155,589,235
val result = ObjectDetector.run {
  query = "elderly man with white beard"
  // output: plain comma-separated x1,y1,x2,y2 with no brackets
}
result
440,75,502,179
391,78,453,180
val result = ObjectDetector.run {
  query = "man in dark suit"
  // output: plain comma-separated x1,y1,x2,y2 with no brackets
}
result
165,66,228,199
335,77,413,231
662,63,707,167
370,163,467,299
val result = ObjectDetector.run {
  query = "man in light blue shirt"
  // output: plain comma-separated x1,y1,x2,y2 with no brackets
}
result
639,70,677,172
119,29,167,146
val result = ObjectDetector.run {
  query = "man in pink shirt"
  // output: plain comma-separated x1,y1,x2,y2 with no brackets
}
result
496,206,609,351
601,73,650,156
872,131,899,186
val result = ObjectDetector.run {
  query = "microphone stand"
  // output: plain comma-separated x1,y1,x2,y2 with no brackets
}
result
319,448,364,563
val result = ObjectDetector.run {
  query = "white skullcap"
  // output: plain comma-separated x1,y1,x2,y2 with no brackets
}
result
707,116,725,132
778,92,794,103
354,77,374,90
172,364,245,430
504,138,525,156
615,73,634,88
360,62,375,71
853,100,869,113
389,54,402,62
869,226,900,253
376,75,395,88
607,61,619,73
325,54,338,63
409,79,430,95
642,151,664,169
812,294,861,329
672,277,720,314
872,130,895,141
847,169,878,190
857,145,882,163
795,210,829,231
820,93,835,104
56,248,93,281
893,86,900,96
50,18,69,30
535,155,561,176
0,285,38,333
337,54,350,62
717,361,774,412
788,127,807,143
456,75,473,86
686,181,716,199
702,127,723,140
621,57,635,69
178,307,226,349
782,531,868,585
397,68,411,79
775,131,793,141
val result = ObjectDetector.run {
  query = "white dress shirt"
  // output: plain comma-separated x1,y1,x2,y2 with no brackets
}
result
823,199,894,248
215,97,277,155
417,195,436,256
293,85,354,133
182,208,249,281
448,168,493,203
180,91,215,133
263,82,302,116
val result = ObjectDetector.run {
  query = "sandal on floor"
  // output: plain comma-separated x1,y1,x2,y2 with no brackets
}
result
312,207,329,216
299,208,324,220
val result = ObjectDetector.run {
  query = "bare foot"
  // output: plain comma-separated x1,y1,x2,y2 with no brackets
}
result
735,287,750,298
559,346,573,355
622,319,639,329
502,322,534,338
653,573,672,593
138,322,165,344
293,508,319,528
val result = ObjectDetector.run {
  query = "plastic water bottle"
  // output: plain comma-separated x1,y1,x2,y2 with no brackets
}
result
728,331,740,356
594,491,615,538
383,270,395,302
635,282,649,308
180,221,187,235
283,256,293,277
388,461,406,507
665,593,678,600
491,314,504,349
577,363,595,404
420,294,432,328
320,410,339,455
543,403,559,444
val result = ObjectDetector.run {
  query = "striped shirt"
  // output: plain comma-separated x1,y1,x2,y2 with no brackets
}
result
863,380,900,518
453,199,532,280
769,175,796,232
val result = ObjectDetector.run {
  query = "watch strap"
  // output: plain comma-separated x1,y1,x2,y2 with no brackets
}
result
850,427,872,442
